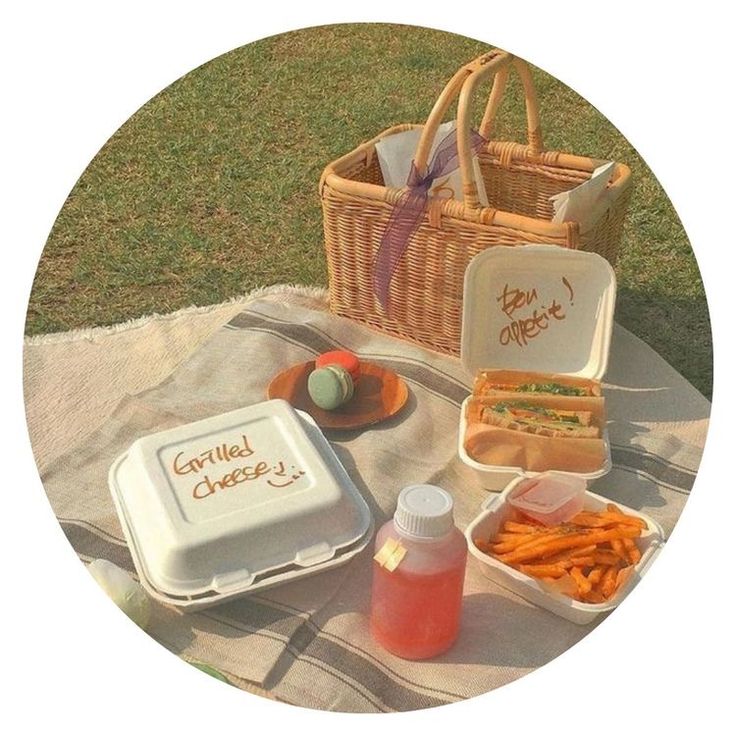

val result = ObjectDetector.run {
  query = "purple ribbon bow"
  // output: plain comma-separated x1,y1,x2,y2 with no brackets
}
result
373,127,487,310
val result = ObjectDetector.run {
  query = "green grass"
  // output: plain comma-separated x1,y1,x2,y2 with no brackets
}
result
26,23,712,398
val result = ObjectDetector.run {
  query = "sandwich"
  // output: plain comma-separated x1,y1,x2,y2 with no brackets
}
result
463,393,608,474
473,369,601,399
480,400,601,438
482,381,590,396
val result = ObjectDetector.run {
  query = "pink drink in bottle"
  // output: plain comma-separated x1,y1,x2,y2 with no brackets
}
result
369,485,468,660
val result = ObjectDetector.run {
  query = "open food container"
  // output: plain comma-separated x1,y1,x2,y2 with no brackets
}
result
458,244,617,490
465,477,665,625
109,399,373,611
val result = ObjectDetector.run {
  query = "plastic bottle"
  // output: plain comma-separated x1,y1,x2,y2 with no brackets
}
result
369,484,468,660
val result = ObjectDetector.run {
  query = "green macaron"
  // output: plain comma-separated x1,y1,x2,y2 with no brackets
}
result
308,364,355,410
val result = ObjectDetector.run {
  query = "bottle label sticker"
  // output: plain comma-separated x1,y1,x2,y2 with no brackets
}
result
374,537,407,572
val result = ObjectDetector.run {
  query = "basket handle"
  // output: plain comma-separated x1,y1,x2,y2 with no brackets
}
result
413,50,544,210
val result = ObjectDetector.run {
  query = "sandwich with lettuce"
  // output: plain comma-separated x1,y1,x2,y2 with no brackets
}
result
473,369,601,400
464,392,607,473
480,400,601,438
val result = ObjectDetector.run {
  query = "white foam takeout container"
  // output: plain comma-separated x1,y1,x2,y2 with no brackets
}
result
465,477,664,625
109,399,373,611
459,244,617,490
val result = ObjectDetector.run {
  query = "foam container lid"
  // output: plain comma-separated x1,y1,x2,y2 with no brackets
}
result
461,244,617,380
109,399,372,601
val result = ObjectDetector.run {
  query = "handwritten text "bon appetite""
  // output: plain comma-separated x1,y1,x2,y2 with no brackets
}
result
171,435,306,500
496,277,575,347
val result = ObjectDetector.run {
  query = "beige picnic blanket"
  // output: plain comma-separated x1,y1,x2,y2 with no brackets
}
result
23,286,710,712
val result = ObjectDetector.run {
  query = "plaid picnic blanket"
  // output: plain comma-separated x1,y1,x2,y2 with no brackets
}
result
24,288,709,712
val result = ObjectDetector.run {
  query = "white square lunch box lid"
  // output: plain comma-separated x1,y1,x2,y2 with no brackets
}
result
108,399,372,600
461,244,617,381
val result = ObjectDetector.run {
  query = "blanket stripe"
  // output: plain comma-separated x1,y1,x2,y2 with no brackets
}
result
230,308,697,494
65,518,458,709
44,297,706,712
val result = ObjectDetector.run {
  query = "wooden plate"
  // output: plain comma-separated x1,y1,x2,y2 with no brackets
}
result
267,360,409,430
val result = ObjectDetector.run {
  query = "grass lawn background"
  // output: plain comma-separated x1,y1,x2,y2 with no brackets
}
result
25,24,712,398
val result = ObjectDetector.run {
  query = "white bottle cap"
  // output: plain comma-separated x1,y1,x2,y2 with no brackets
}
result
394,484,455,539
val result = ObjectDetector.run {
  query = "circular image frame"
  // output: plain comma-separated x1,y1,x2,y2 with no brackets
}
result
20,20,712,717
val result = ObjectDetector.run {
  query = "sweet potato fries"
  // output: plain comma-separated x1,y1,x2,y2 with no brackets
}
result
474,503,646,603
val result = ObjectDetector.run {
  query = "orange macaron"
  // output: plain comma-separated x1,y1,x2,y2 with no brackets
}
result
315,350,361,385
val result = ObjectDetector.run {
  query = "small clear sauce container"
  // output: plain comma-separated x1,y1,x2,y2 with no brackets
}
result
507,472,586,526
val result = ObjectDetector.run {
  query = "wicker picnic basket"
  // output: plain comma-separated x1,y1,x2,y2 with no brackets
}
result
319,49,632,355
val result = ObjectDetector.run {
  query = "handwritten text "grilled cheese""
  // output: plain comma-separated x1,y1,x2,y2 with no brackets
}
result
171,435,306,500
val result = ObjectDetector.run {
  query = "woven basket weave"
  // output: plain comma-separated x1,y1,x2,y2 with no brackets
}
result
320,49,632,356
